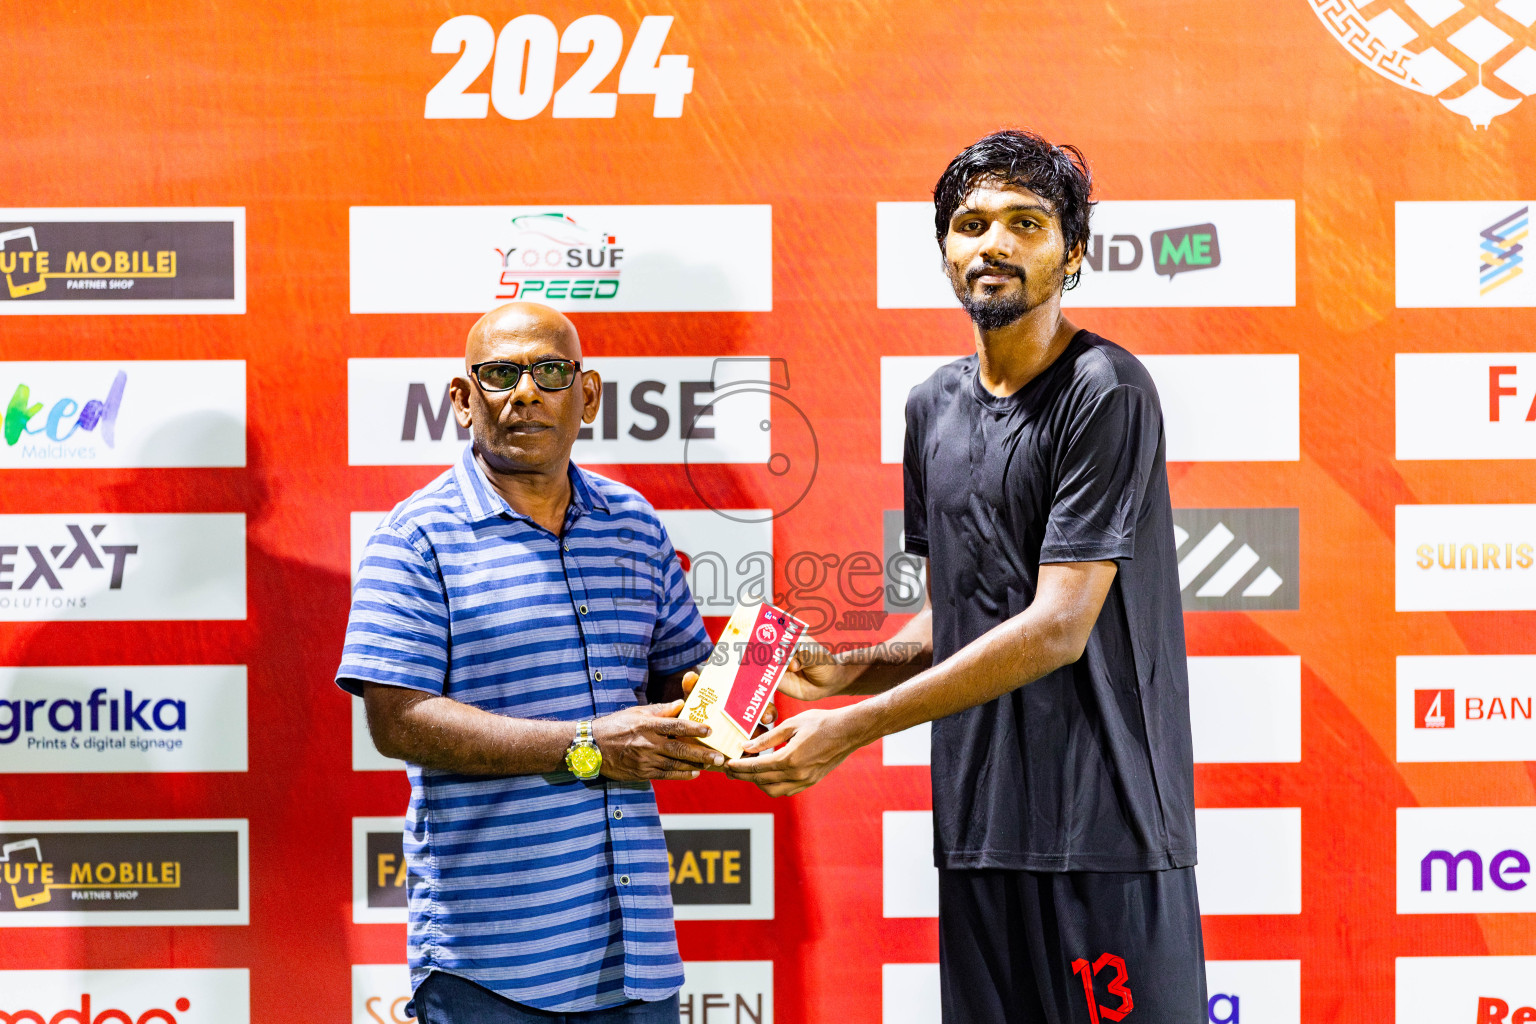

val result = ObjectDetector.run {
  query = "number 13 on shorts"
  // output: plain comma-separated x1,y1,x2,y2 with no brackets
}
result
1071,954,1135,1024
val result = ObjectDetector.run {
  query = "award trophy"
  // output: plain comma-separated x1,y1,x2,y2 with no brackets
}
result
680,601,810,759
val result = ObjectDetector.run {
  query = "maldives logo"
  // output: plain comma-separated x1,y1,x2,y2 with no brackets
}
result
1482,207,1529,295
5,372,126,455
1416,688,1456,728
1311,0,1536,128
494,213,623,303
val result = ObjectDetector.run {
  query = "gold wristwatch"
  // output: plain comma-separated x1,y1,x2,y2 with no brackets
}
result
565,720,602,780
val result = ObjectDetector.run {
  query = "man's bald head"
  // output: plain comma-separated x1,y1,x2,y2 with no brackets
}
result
466,302,582,366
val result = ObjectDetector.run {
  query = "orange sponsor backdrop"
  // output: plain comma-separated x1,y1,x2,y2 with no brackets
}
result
3,1,1535,1020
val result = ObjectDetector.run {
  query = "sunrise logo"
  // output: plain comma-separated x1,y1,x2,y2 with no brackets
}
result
1481,206,1529,296
0,993,191,1023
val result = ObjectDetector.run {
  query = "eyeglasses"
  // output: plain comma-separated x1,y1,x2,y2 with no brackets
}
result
469,359,582,392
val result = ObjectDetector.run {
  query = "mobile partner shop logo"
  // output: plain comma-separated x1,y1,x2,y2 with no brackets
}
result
1310,0,1536,128
494,212,623,303
0,210,243,314
1482,206,1528,295
0,821,246,925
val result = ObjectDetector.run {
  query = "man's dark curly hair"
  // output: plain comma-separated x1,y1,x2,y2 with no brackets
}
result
933,129,1096,291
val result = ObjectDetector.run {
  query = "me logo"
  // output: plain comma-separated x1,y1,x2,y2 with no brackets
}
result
1152,223,1221,279
494,212,623,303
1482,207,1528,295
1416,688,1456,728
1172,508,1299,611
1310,0,1536,128
1398,807,1536,912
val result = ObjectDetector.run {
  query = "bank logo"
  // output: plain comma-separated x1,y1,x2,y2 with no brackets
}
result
350,205,771,313
1416,688,1456,729
0,514,245,621
1399,656,1536,762
0,666,247,773
1173,509,1300,611
1311,0,1536,127
876,200,1294,309
880,353,1300,464
494,212,622,303
0,209,244,314
0,361,244,469
1399,807,1536,913
1398,956,1536,1024
1482,206,1528,295
1397,504,1536,610
0,819,246,926
0,968,248,1024
1395,354,1536,459
350,357,772,466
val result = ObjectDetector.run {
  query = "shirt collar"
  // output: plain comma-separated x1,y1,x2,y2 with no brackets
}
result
453,444,609,524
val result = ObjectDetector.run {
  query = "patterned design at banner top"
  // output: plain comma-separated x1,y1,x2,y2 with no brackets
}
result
1310,0,1536,127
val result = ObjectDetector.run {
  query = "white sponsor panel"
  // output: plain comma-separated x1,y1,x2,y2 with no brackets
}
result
352,964,414,1024
1397,353,1536,459
349,356,772,466
1190,656,1302,764
882,963,940,1024
879,354,1299,464
1398,656,1536,763
0,361,245,468
0,513,244,622
0,207,246,316
1396,504,1536,611
1196,807,1302,915
881,961,1301,1024
654,509,772,614
1397,202,1536,307
1397,956,1536,1024
1399,806,1536,914
354,816,407,925
0,665,247,773
883,810,938,918
680,961,773,1024
351,205,771,313
1204,961,1301,1024
662,812,774,921
0,968,249,1024
876,200,1295,310
0,818,248,926
882,656,1300,768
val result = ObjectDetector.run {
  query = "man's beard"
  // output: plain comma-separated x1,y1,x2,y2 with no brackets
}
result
960,287,1029,331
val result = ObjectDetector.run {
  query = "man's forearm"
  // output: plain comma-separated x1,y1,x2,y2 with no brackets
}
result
365,684,574,775
832,608,935,695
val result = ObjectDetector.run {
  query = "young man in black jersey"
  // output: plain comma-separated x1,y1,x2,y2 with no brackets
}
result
725,130,1206,1023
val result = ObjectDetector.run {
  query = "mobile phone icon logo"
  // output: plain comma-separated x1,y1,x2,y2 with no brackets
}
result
0,227,47,299
0,838,53,908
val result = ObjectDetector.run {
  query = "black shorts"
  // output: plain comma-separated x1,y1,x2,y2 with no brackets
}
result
938,867,1207,1024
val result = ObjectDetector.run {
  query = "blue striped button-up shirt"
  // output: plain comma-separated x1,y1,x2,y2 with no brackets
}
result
336,444,713,1012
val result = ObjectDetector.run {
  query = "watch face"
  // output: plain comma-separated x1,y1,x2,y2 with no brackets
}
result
568,744,602,778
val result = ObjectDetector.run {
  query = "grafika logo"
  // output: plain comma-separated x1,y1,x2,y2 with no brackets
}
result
1482,206,1528,296
494,212,623,303
0,687,188,750
4,372,126,458
0,993,193,1023
1414,540,1535,569
1310,0,1536,128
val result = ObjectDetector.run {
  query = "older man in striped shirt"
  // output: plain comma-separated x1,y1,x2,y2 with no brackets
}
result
337,302,723,1023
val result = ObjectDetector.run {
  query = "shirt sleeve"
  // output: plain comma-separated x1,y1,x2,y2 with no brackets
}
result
1039,384,1162,565
335,521,451,697
647,523,714,678
902,386,930,558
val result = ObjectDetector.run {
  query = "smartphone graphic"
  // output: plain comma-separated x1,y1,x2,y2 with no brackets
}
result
1,839,53,909
0,227,47,298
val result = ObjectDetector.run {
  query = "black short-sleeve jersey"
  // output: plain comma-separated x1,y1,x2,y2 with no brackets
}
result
903,330,1197,872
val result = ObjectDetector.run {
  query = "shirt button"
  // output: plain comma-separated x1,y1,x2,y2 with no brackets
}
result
594,670,603,681
579,604,588,615
563,542,571,552
618,875,630,886
612,808,624,820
